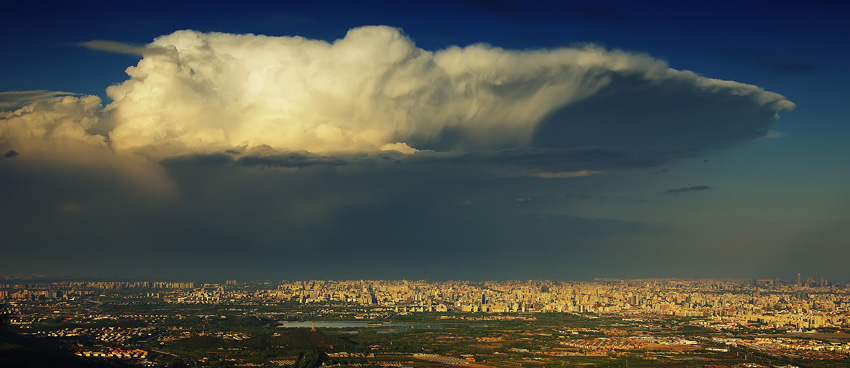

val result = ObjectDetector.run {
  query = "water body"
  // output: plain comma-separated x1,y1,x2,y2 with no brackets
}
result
278,321,442,329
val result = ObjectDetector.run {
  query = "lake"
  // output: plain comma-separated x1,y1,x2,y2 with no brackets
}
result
277,321,442,329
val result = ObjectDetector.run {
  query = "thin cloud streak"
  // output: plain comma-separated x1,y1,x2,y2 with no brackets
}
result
666,185,713,193
507,169,603,179
0,90,79,111
78,40,167,56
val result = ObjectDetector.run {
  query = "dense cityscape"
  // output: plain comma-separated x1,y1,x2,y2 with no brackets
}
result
2,278,849,367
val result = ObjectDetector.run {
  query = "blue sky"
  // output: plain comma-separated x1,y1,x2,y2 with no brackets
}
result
1,0,848,282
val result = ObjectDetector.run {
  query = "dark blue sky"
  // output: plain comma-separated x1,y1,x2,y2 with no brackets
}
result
4,1,847,95
1,0,848,282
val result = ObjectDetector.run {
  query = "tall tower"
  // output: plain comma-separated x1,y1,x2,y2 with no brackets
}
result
797,273,801,287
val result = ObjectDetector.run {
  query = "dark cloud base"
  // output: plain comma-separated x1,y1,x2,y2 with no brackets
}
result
534,73,787,152
161,145,694,173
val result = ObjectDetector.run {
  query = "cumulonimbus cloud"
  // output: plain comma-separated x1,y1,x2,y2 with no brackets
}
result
2,25,794,163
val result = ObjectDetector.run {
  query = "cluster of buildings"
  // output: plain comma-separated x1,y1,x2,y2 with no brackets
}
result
0,281,194,301
35,326,153,342
75,348,148,360
412,353,474,365
710,336,850,359
4,279,850,331
165,279,850,330
130,279,850,331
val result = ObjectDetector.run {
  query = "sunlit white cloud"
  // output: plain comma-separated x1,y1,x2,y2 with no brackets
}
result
380,142,419,154
0,95,175,197
0,95,107,152
106,25,620,155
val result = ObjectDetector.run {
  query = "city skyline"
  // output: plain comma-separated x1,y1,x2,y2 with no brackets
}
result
1,1,848,281
5,276,849,367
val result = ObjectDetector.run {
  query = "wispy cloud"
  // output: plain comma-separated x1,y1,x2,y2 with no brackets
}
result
763,130,788,139
77,40,165,56
724,49,818,78
665,185,712,194
515,196,533,204
755,56,818,77
0,90,78,111
642,168,669,179
513,169,603,179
